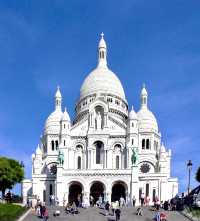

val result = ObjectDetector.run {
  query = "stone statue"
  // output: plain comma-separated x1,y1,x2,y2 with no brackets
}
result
58,150,64,166
96,112,102,129
131,147,138,166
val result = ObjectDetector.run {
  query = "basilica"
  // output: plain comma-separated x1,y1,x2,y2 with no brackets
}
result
22,34,178,206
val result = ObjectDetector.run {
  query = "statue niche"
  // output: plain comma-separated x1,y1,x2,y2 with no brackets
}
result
95,106,104,130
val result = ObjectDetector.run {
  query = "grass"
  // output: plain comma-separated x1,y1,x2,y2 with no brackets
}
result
0,203,27,221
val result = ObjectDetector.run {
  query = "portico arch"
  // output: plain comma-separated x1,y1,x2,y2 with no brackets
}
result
68,181,84,205
90,181,106,205
111,180,128,202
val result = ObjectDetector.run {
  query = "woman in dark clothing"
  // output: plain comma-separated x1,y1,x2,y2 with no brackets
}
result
115,208,121,221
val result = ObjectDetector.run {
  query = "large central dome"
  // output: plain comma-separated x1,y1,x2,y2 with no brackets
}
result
80,33,126,101
80,66,126,100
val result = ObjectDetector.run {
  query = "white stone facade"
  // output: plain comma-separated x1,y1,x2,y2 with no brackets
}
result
22,34,178,206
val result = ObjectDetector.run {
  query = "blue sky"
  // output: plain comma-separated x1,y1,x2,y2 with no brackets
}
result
0,0,199,194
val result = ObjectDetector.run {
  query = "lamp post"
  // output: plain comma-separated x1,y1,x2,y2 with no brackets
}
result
187,160,192,195
20,161,25,199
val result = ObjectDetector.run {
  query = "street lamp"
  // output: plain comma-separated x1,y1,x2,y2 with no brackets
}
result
187,160,193,195
20,161,25,199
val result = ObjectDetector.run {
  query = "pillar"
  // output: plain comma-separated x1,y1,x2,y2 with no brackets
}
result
131,165,139,206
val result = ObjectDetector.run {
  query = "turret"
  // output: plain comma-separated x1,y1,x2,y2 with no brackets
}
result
55,86,62,111
61,107,71,147
98,33,107,68
140,83,148,109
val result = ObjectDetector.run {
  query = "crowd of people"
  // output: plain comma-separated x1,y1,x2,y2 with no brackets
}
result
27,193,191,221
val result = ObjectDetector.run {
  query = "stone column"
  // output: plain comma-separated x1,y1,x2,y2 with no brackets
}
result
131,165,139,206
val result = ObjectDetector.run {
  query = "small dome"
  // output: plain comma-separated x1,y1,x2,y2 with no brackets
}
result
161,143,166,152
137,108,158,132
80,66,126,100
45,109,63,133
55,86,62,98
36,145,42,155
99,33,106,48
62,108,70,121
129,106,138,120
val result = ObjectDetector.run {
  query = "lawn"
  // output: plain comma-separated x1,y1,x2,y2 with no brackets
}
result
0,203,27,221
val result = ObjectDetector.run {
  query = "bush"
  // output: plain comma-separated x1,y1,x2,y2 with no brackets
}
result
0,203,26,221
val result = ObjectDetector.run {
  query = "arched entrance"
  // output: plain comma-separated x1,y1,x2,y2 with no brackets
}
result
111,181,127,202
90,181,105,205
68,181,83,205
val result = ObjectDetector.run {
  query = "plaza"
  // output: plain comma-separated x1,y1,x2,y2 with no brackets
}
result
23,206,190,221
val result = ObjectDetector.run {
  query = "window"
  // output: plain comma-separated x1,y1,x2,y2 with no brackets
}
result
77,156,81,169
142,139,145,149
64,140,66,146
146,183,149,197
146,139,150,149
131,139,134,146
152,189,156,202
51,141,54,151
132,122,134,127
116,155,119,169
49,184,53,195
55,140,59,149
96,145,101,164
64,124,65,129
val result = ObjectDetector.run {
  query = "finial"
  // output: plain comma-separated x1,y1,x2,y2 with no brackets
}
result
64,107,67,112
101,32,104,38
131,105,134,110
143,83,146,88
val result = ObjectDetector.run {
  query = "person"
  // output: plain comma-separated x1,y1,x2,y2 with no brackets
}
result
55,197,59,206
105,201,110,216
146,195,150,206
49,195,52,206
98,195,103,207
132,195,136,207
140,193,145,207
155,199,160,211
115,207,121,221
51,194,55,206
163,200,169,210
136,207,142,216
43,207,49,221
119,196,125,207
155,211,160,221
90,195,94,206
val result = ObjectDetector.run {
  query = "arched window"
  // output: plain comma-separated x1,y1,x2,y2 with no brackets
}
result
132,122,134,127
142,139,145,149
64,140,66,146
55,140,59,149
64,124,65,129
116,155,119,169
77,156,81,169
51,141,54,151
49,184,53,195
132,139,134,146
146,139,150,149
146,183,149,197
95,141,103,164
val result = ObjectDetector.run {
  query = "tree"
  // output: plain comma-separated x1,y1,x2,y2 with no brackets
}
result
196,167,200,183
0,157,24,197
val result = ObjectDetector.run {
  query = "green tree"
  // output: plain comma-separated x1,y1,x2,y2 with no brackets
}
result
196,167,200,183
0,157,24,197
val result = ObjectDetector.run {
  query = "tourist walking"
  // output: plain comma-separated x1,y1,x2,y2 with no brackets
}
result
132,195,136,207
115,207,121,221
119,196,125,207
43,207,49,221
140,193,145,207
105,201,110,216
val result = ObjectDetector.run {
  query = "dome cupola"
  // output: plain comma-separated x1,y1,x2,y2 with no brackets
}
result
80,33,126,101
137,84,158,132
44,87,63,134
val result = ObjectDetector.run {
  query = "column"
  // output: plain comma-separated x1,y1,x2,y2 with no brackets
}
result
131,165,139,206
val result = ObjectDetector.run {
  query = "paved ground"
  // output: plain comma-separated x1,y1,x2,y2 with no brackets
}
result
23,206,190,221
